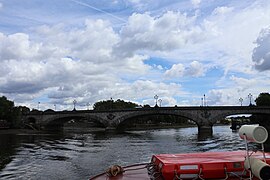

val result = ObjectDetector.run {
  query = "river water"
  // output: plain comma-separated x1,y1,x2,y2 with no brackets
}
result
0,125,268,180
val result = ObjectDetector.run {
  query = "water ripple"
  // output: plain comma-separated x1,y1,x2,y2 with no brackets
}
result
0,125,268,180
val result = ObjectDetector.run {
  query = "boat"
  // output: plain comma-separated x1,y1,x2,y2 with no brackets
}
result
90,125,270,180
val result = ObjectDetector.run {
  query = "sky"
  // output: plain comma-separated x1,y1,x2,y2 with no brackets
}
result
0,0,270,110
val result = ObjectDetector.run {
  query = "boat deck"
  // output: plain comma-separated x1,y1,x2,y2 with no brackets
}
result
90,163,150,180
90,151,270,180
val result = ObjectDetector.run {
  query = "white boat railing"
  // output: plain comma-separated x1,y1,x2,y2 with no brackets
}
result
239,124,270,180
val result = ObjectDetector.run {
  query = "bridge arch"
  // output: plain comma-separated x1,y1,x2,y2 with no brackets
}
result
25,117,37,124
115,110,200,129
209,110,270,125
44,114,107,130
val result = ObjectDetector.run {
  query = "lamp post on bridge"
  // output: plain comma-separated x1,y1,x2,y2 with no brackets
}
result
86,103,90,110
248,93,252,106
73,99,77,111
38,102,40,110
239,98,243,106
54,104,56,111
203,94,206,106
154,95,158,107
158,99,162,107
110,97,113,110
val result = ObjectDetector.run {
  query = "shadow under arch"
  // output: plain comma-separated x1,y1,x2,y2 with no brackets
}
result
116,111,197,131
44,115,106,131
26,117,37,124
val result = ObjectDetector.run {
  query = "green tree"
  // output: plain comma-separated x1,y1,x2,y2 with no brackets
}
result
0,96,16,127
93,99,139,110
18,106,30,115
251,92,270,144
143,104,151,108
0,97,29,128
0,96,14,120
255,92,270,106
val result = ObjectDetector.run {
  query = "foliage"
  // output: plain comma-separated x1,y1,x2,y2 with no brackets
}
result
93,99,139,110
255,92,270,106
143,104,151,108
0,96,14,121
44,109,55,114
0,96,30,128
251,92,270,137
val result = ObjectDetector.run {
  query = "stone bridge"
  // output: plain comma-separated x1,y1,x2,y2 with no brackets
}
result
22,106,270,134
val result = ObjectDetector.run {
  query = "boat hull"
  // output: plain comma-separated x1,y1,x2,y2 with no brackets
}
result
90,151,270,180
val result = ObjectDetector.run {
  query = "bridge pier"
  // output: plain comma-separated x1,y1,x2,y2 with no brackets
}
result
198,125,213,136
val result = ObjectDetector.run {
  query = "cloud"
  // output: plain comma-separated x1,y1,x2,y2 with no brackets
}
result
164,63,185,77
191,0,201,8
206,88,246,106
0,33,40,60
35,19,120,63
230,75,257,92
212,6,234,16
195,1,270,75
1,0,270,109
165,61,206,78
116,11,204,57
206,73,270,106
102,80,183,102
185,61,206,77
252,26,270,71
0,19,150,105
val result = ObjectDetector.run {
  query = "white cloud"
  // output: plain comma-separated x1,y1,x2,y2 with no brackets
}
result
206,74,270,106
165,61,206,78
212,6,234,16
0,19,152,107
185,61,206,77
191,0,201,8
128,0,141,4
164,63,185,77
35,19,120,63
230,75,257,92
111,80,183,100
0,33,40,60
116,11,203,56
183,1,270,77
252,26,270,71
1,0,270,109
142,97,177,107
207,88,255,106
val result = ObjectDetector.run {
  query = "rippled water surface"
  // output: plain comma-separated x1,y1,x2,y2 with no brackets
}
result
0,126,267,179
